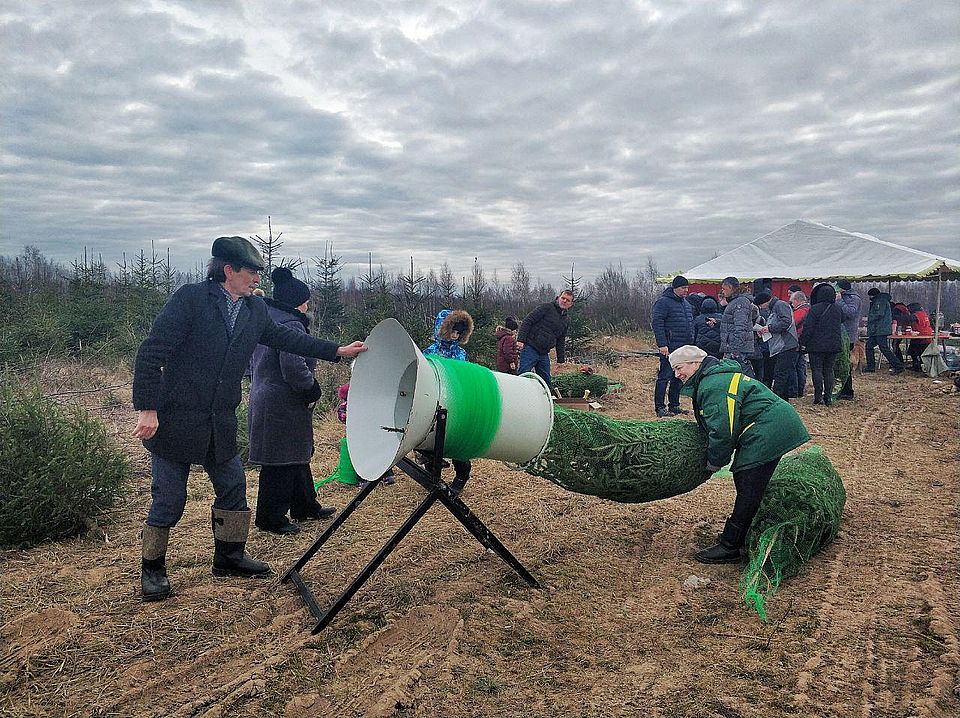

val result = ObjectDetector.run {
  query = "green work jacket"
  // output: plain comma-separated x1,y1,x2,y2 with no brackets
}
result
681,357,810,471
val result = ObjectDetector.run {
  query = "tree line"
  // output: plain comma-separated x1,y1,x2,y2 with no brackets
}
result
0,244,664,370
3,241,955,371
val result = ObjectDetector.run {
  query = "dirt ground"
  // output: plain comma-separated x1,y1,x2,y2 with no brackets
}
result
2,341,959,718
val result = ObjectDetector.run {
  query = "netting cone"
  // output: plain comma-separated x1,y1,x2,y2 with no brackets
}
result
315,437,359,488
346,319,555,480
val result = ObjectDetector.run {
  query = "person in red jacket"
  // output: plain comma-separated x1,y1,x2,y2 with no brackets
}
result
789,290,811,398
906,302,933,371
495,316,520,373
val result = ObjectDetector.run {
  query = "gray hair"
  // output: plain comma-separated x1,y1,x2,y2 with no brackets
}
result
206,257,243,282
789,290,807,303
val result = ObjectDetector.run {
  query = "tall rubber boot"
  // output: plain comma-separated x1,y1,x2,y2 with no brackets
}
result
211,508,271,578
693,519,746,564
141,524,172,601
450,459,471,495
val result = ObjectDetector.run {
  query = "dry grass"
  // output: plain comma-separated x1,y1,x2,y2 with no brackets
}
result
2,349,959,717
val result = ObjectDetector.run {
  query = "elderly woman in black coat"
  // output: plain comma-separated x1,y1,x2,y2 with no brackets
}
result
249,268,337,535
799,282,843,406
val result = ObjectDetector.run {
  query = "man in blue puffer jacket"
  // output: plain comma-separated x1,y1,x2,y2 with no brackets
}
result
651,276,694,416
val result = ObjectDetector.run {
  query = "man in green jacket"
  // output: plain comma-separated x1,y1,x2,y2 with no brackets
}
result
670,345,811,563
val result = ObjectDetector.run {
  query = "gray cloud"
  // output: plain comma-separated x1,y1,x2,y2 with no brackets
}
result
1,0,957,283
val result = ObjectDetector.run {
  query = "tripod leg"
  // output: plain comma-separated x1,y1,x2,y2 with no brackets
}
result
437,492,542,589
312,491,439,633
281,478,377,583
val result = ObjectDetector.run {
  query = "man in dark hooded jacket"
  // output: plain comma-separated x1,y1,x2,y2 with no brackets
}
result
693,297,722,358
651,276,694,416
864,288,903,374
132,236,367,602
799,283,843,405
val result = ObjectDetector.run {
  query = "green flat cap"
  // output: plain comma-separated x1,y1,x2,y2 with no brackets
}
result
211,236,265,271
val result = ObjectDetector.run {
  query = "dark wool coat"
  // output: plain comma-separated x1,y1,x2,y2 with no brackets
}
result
652,286,694,350
133,281,339,464
693,297,722,356
518,300,569,361
248,300,326,466
800,283,843,353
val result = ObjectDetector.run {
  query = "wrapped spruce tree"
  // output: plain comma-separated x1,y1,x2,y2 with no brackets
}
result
740,446,846,621
523,407,709,503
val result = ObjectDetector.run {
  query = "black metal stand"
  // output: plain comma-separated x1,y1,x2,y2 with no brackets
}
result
281,408,541,633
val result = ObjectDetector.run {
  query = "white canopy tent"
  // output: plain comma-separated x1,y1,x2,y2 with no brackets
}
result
669,220,960,283
662,220,960,376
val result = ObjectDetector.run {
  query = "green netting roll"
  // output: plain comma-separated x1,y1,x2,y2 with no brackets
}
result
740,446,845,621
552,372,611,398
523,407,709,503
315,437,359,488
426,355,503,460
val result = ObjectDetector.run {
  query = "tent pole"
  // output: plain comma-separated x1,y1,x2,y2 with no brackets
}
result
934,266,943,337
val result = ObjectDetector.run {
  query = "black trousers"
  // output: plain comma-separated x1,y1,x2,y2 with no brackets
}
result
725,458,781,546
907,341,929,370
255,464,318,528
808,351,838,403
771,349,799,399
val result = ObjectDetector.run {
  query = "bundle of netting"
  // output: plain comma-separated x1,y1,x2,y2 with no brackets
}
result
551,372,611,398
832,328,852,400
740,446,845,621
523,406,709,503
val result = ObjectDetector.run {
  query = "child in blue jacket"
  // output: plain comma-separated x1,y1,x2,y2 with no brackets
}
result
422,309,474,493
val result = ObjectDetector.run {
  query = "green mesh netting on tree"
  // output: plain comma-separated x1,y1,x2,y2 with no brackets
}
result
551,372,612,398
740,446,845,621
832,328,852,400
523,407,709,503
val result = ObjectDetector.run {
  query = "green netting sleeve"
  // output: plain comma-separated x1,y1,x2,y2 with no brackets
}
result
426,355,503,460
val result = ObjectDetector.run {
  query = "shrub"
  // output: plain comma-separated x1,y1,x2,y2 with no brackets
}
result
0,386,130,548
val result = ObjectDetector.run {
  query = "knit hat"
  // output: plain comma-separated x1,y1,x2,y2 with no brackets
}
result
752,291,772,306
668,345,708,368
271,266,311,308
868,287,880,297
837,279,852,290
671,275,689,288
505,316,519,331
211,236,265,270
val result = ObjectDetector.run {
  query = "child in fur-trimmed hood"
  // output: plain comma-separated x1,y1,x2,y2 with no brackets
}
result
424,309,473,360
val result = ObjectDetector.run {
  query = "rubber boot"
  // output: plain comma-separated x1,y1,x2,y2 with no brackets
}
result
693,519,746,564
211,508,271,578
141,524,172,601
450,460,471,495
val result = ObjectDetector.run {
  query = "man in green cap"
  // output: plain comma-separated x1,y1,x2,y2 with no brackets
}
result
132,236,367,602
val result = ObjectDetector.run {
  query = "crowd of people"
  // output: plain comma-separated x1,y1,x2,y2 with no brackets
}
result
655,275,936,412
132,239,942,598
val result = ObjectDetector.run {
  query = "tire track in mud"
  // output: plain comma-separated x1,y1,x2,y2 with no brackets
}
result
92,590,312,717
287,604,463,718
792,394,960,716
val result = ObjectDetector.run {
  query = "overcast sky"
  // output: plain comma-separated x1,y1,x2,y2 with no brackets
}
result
2,0,958,284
